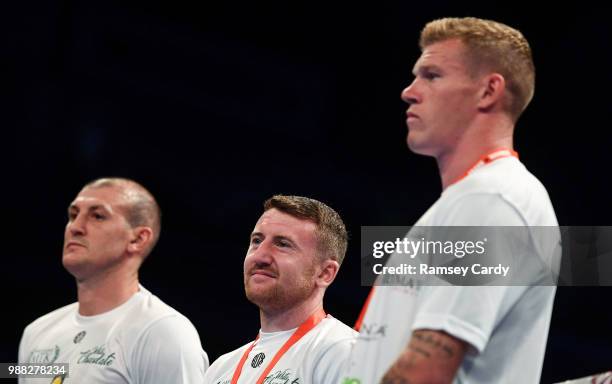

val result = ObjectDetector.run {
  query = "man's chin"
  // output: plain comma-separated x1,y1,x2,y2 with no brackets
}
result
406,137,437,157
62,256,88,279
246,283,282,306
62,254,78,269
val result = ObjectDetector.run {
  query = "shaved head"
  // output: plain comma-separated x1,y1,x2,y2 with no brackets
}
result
83,178,161,257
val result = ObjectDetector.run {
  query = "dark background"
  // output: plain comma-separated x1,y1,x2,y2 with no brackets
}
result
2,1,610,382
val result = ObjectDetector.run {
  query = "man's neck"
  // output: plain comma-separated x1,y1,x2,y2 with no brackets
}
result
260,297,324,333
76,269,139,316
437,121,514,190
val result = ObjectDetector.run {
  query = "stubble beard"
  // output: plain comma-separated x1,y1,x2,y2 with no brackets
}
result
244,264,317,314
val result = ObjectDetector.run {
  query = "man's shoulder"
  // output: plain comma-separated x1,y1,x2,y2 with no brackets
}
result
206,341,252,375
455,157,546,196
23,302,78,335
130,286,182,320
437,158,557,226
209,316,357,365
314,315,358,343
205,317,357,382
120,286,199,338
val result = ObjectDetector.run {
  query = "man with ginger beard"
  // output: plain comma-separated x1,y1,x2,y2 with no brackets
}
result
204,195,357,384
18,178,208,384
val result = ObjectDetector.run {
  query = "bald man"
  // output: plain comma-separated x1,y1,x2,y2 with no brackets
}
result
18,178,208,384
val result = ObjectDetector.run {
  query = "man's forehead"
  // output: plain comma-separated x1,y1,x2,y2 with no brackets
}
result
254,209,317,234
70,186,127,211
414,39,467,70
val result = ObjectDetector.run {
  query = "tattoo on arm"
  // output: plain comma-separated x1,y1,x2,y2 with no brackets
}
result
407,345,431,358
411,330,456,358
379,330,468,384
380,354,415,384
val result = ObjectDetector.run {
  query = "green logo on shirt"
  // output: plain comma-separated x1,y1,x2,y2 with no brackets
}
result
28,345,60,363
78,345,115,366
263,369,301,384
342,378,361,384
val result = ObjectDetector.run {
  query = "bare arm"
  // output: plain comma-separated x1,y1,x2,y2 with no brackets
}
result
380,329,468,384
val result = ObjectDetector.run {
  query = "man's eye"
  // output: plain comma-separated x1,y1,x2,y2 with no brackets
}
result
277,240,291,248
251,237,262,245
424,72,440,80
93,213,106,220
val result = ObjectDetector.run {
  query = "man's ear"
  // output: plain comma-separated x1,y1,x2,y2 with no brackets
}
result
127,227,154,255
477,73,506,111
316,259,340,288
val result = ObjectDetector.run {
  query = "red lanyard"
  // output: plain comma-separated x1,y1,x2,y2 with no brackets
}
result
354,287,375,331
230,308,327,384
354,149,518,331
448,148,518,187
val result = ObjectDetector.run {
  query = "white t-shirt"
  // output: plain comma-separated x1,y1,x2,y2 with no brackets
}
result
205,315,357,384
18,285,209,384
343,157,561,384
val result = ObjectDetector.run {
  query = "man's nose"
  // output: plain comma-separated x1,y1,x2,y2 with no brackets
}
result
67,215,86,236
401,80,420,104
248,240,274,267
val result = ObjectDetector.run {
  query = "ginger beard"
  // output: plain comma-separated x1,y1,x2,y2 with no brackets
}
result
244,258,318,314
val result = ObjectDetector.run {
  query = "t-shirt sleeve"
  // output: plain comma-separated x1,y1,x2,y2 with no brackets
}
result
413,193,530,353
202,359,221,384
411,285,525,353
131,315,209,384
433,192,526,226
18,326,30,384
18,326,29,363
202,350,239,384
313,337,355,384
